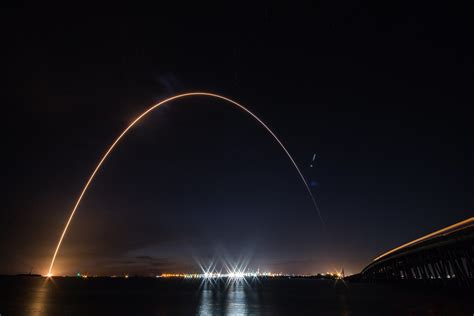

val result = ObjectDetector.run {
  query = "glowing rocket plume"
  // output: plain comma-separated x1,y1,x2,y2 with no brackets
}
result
47,92,323,276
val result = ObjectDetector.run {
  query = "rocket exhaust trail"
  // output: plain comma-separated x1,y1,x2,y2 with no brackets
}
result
47,92,324,276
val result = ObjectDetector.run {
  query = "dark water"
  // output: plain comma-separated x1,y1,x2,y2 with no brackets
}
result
0,277,472,315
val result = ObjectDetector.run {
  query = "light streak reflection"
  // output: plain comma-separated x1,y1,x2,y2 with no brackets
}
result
27,278,50,315
197,280,258,316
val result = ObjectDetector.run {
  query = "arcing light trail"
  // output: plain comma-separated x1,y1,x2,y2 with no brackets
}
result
46,92,323,276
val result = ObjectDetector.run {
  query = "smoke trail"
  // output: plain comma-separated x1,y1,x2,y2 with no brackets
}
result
47,92,324,276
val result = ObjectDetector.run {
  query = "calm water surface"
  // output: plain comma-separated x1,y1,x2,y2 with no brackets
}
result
0,277,472,315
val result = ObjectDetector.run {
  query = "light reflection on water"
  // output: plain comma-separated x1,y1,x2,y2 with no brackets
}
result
198,281,259,316
27,278,50,316
3,277,467,315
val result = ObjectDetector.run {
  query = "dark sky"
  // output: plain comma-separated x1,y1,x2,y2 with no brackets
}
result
2,4,473,276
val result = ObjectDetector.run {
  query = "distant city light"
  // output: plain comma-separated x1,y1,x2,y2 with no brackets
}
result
158,270,282,280
42,271,344,280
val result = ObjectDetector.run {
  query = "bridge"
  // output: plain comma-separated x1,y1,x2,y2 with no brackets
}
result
357,217,474,287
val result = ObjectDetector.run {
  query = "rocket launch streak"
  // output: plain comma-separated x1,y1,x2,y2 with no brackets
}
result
47,92,323,276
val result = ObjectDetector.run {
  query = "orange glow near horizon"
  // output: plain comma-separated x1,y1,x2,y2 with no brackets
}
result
47,92,324,276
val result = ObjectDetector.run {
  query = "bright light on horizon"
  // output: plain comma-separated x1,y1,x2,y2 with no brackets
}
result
159,269,282,280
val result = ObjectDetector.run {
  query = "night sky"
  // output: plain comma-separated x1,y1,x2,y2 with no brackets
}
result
2,4,473,276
